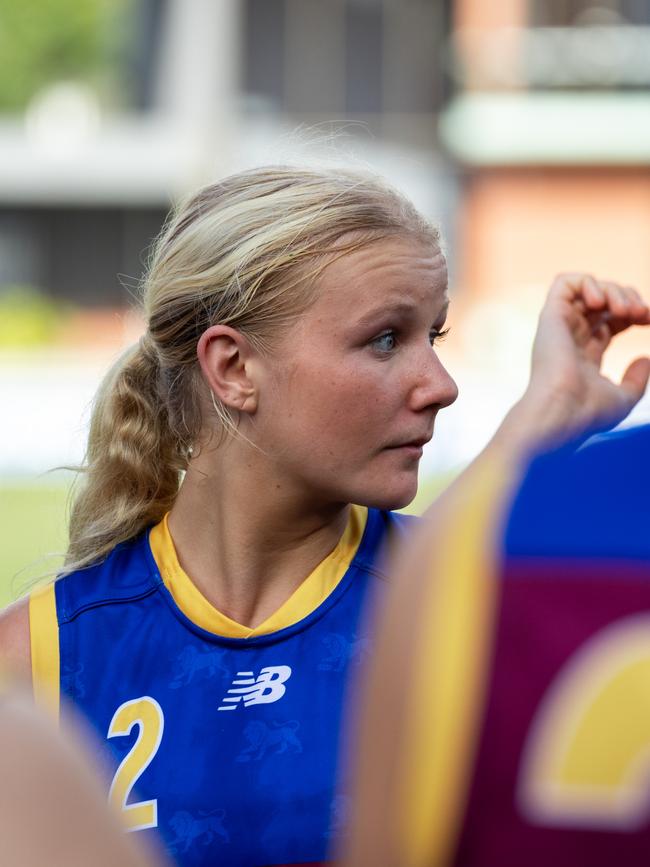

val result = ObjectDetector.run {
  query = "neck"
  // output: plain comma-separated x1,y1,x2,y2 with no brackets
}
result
167,437,350,629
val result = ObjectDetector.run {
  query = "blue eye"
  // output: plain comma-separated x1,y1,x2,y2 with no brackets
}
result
372,331,397,353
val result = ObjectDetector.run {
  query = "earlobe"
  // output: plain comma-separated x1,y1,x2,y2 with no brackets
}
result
234,390,258,414
197,325,258,415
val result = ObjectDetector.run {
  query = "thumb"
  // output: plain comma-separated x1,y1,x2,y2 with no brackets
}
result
620,357,650,406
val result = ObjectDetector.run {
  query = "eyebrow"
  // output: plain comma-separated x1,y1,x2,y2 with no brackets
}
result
354,299,449,329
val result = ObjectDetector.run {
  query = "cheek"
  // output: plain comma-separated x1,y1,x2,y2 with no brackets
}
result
315,372,395,449
285,378,367,450
269,351,398,451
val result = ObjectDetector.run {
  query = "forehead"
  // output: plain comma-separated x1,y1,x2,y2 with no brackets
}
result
309,236,448,320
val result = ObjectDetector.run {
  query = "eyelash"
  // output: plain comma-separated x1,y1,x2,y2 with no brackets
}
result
431,327,450,345
371,327,450,354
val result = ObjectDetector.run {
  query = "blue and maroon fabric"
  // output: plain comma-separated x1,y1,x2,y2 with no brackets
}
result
456,424,650,866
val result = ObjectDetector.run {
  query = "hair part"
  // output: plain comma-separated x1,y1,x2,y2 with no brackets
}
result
64,165,440,573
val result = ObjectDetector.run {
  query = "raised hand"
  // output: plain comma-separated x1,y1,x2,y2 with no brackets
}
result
494,273,650,455
529,273,650,433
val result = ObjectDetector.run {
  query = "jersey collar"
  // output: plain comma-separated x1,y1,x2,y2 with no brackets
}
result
148,506,368,638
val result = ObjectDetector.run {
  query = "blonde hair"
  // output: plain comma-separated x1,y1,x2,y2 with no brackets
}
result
65,165,439,572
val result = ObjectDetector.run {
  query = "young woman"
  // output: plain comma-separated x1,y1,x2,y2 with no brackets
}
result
0,167,648,867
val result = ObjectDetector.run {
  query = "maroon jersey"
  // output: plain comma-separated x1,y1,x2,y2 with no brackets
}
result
344,425,650,867
455,426,650,866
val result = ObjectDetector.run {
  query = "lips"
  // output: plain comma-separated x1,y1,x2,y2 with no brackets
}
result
386,435,431,449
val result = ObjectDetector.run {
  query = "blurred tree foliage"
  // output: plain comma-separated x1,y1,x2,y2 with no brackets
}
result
0,0,132,111
0,285,69,346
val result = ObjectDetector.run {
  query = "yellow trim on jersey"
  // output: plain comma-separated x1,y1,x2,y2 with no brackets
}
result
149,506,368,638
396,451,519,867
29,583,60,720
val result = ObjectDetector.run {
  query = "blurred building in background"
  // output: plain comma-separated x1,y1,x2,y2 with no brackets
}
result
0,0,648,478
443,0,650,440
0,0,454,306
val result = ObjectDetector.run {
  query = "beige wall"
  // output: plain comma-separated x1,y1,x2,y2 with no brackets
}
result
455,167,650,378
454,0,527,31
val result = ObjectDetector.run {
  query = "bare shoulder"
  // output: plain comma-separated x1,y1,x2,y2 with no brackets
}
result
0,596,31,681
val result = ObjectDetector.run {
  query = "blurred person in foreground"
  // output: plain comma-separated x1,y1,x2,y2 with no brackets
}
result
0,686,164,866
342,417,650,867
0,165,648,866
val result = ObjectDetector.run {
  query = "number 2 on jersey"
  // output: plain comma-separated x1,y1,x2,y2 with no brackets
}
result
107,696,164,831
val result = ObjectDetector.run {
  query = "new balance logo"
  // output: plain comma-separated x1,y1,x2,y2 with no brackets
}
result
217,666,292,711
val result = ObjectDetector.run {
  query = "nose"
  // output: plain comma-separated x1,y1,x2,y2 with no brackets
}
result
409,350,458,412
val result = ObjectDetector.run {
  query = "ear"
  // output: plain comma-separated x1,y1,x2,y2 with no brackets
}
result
197,325,259,414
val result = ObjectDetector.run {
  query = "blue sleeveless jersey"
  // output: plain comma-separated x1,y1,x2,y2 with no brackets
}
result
53,507,408,866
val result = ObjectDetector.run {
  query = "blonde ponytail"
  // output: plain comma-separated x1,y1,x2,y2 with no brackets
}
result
65,165,439,572
65,338,186,572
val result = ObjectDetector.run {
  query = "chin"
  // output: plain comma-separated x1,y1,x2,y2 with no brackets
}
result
358,480,418,512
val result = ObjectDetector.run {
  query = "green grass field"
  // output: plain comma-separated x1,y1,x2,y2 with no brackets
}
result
0,479,70,607
0,471,456,608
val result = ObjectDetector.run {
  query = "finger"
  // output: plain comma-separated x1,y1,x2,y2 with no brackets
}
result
623,286,650,323
598,280,632,319
620,357,650,407
595,309,640,339
590,280,650,334
548,273,616,315
581,316,612,355
614,284,650,321
548,272,597,302
598,281,650,324
581,275,606,309
624,285,649,314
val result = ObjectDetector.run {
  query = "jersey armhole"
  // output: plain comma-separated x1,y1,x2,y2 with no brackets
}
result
29,583,60,721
